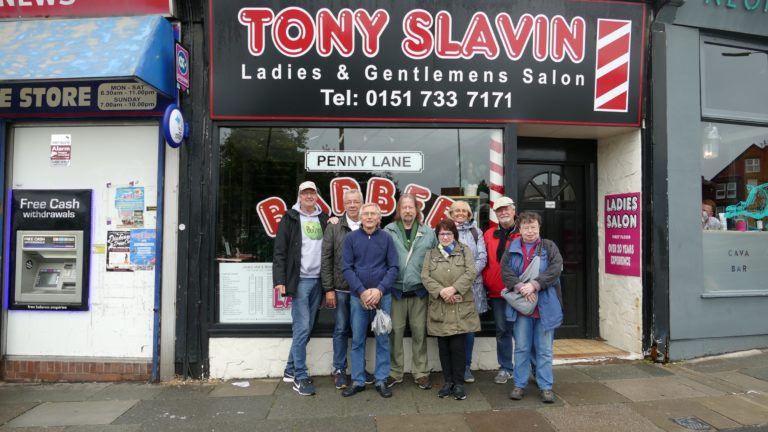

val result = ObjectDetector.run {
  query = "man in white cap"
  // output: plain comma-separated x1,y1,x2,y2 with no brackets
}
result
481,196,520,384
273,180,329,396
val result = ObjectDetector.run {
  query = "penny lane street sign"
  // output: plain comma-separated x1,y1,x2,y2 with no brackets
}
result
305,151,424,172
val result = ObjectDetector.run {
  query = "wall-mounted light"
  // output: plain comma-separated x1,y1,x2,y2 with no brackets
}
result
703,123,721,159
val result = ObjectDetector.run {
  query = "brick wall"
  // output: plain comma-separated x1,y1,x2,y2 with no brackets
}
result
2,359,151,382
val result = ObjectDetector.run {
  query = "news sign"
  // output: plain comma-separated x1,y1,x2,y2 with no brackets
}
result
210,0,646,124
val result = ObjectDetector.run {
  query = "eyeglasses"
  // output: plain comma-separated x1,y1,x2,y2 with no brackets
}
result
361,211,379,217
438,232,454,237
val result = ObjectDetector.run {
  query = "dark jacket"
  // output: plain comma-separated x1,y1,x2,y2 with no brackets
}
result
500,238,564,331
272,207,329,297
321,214,354,293
341,227,399,297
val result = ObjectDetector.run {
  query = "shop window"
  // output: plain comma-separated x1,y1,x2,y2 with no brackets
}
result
215,127,501,327
726,182,737,199
745,158,760,173
715,183,726,199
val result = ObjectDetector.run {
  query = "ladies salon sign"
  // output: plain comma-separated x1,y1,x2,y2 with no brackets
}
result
604,192,641,277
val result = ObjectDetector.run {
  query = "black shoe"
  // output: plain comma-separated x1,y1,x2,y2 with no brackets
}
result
453,384,467,400
364,371,376,385
438,382,454,398
341,385,366,397
376,383,393,398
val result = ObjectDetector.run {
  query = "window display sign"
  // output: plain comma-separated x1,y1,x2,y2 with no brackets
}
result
604,192,641,277
8,189,92,311
305,150,423,172
219,263,292,323
210,0,646,124
702,232,768,296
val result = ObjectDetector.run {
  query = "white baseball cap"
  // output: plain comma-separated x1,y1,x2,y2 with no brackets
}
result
492,196,516,211
298,181,317,193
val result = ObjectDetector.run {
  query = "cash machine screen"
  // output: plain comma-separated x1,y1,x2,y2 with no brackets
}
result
35,270,61,288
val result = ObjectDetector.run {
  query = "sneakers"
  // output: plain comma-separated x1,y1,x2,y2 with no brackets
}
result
365,371,376,385
341,385,365,398
293,378,316,396
464,367,475,383
509,387,524,400
541,390,555,404
384,376,402,388
494,369,512,384
453,384,467,400
283,370,313,384
415,375,433,390
333,369,348,389
437,382,454,398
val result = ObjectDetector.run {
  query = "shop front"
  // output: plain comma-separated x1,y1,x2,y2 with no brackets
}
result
0,2,181,381
652,1,768,360
184,0,650,379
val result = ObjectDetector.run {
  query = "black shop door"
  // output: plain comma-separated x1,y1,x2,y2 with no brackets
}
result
517,138,597,339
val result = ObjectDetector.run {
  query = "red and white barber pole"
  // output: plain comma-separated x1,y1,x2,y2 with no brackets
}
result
489,130,504,226
593,19,631,112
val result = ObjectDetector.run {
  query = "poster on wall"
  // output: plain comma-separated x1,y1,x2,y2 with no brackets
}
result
114,186,145,228
130,229,156,271
219,262,292,323
107,230,133,272
50,134,71,167
604,192,641,277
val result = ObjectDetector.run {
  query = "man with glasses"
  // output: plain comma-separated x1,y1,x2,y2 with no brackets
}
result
383,194,437,390
482,196,521,384
341,203,399,398
321,189,375,389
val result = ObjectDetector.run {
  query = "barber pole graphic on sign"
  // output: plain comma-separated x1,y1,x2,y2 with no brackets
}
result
593,19,631,112
489,131,504,226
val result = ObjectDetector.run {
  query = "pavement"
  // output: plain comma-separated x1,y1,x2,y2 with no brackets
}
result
1,349,767,432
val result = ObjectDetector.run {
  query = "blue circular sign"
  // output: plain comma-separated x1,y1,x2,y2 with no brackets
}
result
177,50,188,76
162,104,185,148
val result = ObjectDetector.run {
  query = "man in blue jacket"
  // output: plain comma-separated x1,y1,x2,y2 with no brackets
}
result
341,202,399,398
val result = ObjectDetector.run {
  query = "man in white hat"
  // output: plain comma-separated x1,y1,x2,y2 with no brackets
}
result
481,196,520,384
273,180,329,396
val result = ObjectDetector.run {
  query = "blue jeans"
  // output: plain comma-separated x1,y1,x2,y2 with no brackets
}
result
332,291,352,370
465,332,475,368
350,294,392,386
490,298,514,372
512,314,554,390
285,278,322,381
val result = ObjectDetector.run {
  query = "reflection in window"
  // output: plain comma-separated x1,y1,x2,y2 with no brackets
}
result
701,122,768,230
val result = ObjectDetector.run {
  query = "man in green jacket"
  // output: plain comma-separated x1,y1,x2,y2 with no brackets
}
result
383,194,437,390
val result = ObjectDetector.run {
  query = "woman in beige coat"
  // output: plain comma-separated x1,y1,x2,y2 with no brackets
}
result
421,218,480,400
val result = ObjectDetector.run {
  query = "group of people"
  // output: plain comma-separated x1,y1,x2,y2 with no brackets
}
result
272,181,564,403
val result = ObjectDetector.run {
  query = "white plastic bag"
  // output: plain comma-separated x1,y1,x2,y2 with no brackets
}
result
371,308,392,336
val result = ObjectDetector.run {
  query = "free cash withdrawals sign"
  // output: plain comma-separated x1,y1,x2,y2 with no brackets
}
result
210,0,646,124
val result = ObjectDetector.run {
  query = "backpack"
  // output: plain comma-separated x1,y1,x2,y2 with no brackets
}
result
469,226,480,244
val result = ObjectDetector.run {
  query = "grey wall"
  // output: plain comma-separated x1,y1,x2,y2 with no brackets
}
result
652,21,768,360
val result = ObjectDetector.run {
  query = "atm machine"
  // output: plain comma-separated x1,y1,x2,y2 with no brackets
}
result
14,230,84,307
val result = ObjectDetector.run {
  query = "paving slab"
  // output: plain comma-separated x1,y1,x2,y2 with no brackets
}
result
465,409,556,432
473,380,554,410
682,352,768,374
541,403,663,432
0,402,38,425
553,367,597,383
377,413,470,432
604,377,716,402
628,398,741,431
0,427,65,432
632,363,676,377
698,395,768,426
87,383,164,401
113,396,271,428
574,363,658,381
208,379,279,397
0,383,110,403
710,371,768,393
411,380,492,414
153,383,215,400
666,365,745,394
553,382,631,406
740,391,768,409
741,367,768,382
294,415,377,432
6,400,137,428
